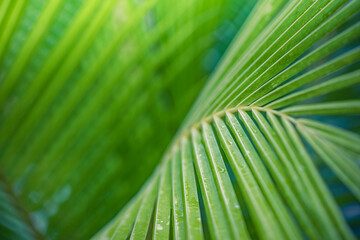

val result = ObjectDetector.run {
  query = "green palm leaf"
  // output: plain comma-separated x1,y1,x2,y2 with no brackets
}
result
0,0,359,239
94,0,360,239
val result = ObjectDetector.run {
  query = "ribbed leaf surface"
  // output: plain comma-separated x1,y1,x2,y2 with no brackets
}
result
95,0,360,239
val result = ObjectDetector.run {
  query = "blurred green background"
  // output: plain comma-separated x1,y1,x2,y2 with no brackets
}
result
0,0,256,238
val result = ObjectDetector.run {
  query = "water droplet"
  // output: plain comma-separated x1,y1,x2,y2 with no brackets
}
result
217,167,225,173
251,127,257,134
156,224,163,230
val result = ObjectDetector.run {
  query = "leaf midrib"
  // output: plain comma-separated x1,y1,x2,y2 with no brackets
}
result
165,105,298,159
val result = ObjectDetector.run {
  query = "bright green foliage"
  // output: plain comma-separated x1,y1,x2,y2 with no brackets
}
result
95,0,360,239
1,0,360,239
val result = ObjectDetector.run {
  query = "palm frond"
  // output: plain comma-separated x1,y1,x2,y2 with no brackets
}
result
95,0,360,239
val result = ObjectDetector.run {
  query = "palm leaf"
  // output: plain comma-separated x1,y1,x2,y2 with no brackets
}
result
95,0,360,239
0,0,359,239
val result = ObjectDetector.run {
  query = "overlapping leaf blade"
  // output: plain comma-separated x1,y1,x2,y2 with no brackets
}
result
96,0,360,239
